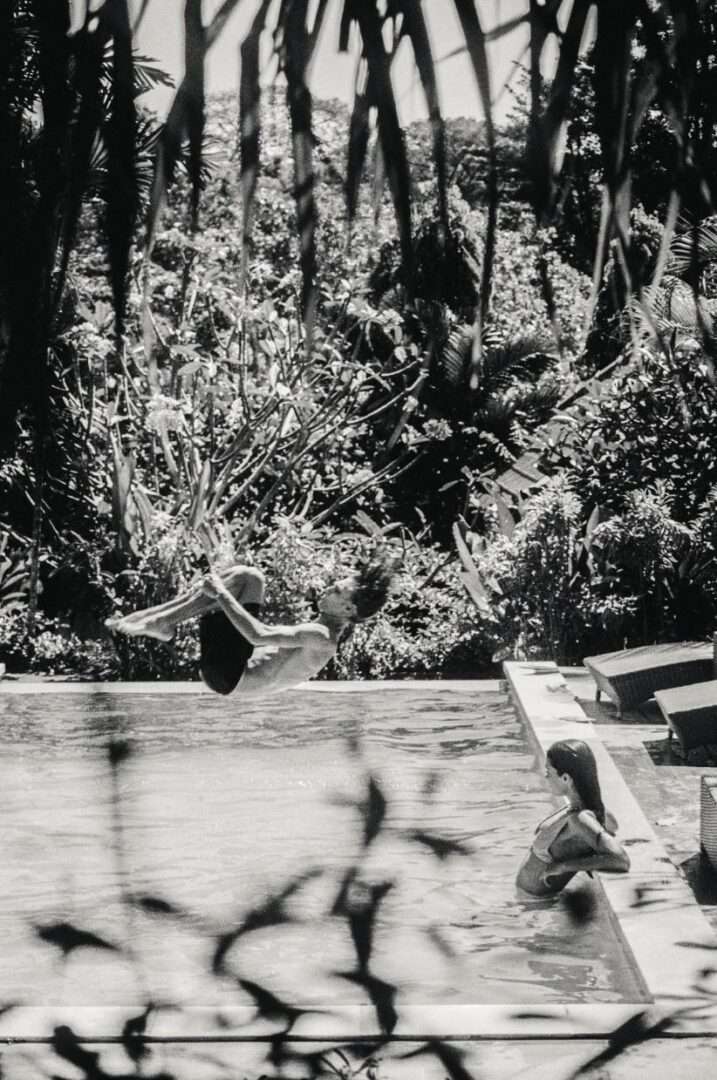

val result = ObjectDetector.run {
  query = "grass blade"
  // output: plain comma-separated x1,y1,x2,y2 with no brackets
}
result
541,0,591,208
283,0,318,327
593,0,633,199
239,0,273,295
131,0,154,33
395,0,447,230
485,12,529,42
206,0,250,48
103,0,138,335
584,187,612,338
451,0,497,378
371,138,386,230
346,57,370,223
146,0,250,257
351,3,413,279
184,0,206,229
54,14,109,318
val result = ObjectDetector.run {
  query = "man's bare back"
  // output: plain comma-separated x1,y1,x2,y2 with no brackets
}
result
237,634,337,696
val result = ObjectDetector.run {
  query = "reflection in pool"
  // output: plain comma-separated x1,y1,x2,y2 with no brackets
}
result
0,688,645,1006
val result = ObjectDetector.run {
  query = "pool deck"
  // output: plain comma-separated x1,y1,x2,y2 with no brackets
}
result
4,674,717,1078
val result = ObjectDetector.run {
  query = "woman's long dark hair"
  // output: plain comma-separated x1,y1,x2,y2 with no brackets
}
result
547,739,606,825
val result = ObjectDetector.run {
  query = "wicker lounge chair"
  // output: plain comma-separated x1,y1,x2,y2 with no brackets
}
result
655,680,717,754
583,642,715,718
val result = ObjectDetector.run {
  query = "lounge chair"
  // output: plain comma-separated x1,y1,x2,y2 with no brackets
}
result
583,642,715,718
655,680,717,754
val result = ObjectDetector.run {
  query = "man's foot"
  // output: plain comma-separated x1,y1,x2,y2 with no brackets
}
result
104,614,174,642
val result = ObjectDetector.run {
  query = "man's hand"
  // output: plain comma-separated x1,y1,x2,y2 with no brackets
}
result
201,572,225,600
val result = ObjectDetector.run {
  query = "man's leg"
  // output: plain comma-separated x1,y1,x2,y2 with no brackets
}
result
106,566,266,641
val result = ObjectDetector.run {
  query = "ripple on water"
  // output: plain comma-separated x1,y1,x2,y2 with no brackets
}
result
0,689,645,1006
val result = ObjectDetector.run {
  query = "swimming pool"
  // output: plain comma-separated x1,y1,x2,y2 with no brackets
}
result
1,687,645,1008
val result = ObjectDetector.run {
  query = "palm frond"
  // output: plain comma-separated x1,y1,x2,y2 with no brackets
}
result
281,0,317,326
668,216,717,277
86,112,165,196
511,379,564,425
482,335,559,393
477,396,524,446
627,277,717,345
439,327,473,389
130,52,175,96
346,2,413,279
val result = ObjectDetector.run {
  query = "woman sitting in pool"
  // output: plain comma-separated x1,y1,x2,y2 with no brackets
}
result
517,739,630,897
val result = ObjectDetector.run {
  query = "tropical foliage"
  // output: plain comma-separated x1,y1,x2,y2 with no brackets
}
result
0,75,590,678
3,0,717,680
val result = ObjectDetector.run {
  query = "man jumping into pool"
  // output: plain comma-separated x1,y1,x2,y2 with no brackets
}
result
105,557,394,697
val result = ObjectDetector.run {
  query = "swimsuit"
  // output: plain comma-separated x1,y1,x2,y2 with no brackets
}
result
530,804,576,864
199,602,261,695
517,804,602,896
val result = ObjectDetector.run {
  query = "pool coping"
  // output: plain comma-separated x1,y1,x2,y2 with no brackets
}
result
2,672,717,1046
0,678,502,694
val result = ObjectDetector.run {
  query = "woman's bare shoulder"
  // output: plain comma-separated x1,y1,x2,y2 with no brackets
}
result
575,808,618,838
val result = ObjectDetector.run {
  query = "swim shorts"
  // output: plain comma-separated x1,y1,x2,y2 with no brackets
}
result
199,602,262,695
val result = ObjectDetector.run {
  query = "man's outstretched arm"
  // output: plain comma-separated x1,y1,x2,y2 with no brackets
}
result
203,574,327,649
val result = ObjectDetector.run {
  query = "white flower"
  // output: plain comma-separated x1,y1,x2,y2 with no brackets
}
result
424,418,453,441
146,394,183,433
352,467,374,488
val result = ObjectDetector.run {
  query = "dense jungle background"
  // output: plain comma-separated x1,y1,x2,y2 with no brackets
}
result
3,0,717,680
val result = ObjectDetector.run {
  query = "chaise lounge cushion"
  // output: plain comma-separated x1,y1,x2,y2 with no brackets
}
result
583,642,714,715
655,679,717,754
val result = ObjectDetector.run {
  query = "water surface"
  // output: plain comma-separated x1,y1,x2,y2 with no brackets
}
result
0,688,645,1006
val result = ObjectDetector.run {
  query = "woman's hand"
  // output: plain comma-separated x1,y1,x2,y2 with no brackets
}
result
541,865,562,888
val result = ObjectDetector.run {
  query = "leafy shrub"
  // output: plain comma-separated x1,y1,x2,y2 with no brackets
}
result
0,608,116,678
476,475,587,663
470,470,717,663
332,540,496,679
587,485,693,644
554,344,717,521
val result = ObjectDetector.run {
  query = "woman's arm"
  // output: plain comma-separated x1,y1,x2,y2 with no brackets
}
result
545,810,629,882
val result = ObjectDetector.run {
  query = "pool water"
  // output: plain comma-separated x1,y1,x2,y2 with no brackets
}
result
0,688,645,1007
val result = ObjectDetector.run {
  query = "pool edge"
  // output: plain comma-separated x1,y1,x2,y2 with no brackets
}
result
0,678,503,694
